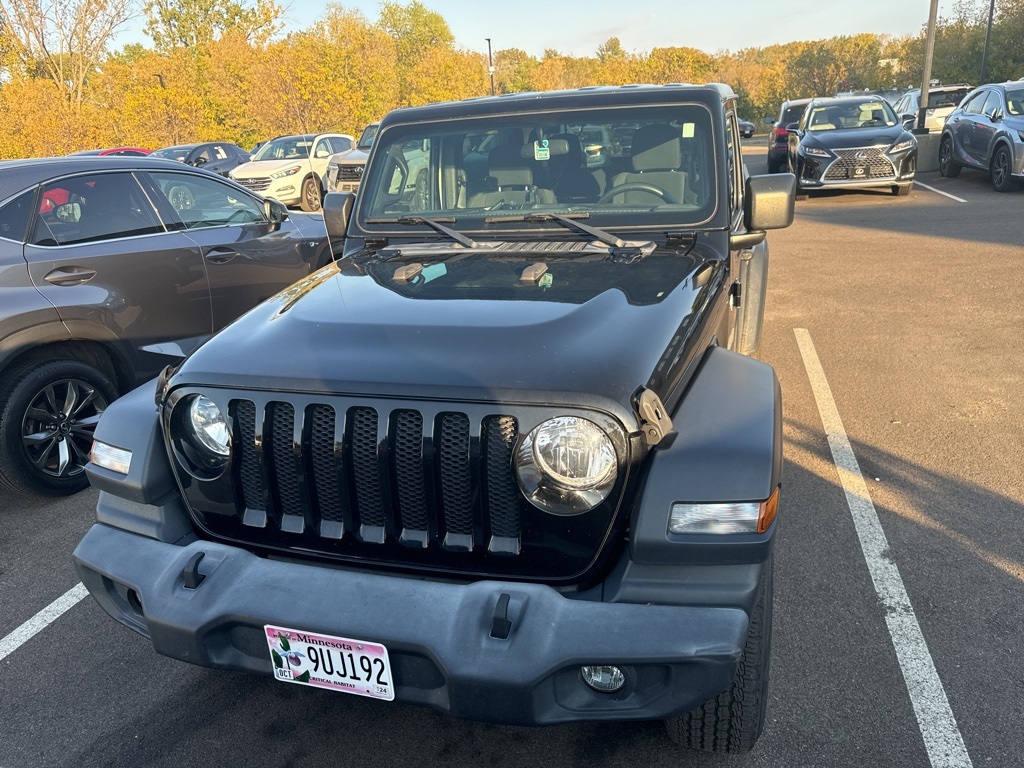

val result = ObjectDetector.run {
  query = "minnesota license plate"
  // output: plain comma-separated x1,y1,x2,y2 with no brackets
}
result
265,624,395,701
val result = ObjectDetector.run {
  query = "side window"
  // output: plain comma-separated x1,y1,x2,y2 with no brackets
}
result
31,173,162,247
149,172,264,229
313,139,332,159
0,190,36,243
964,92,986,115
981,91,1002,117
332,137,352,153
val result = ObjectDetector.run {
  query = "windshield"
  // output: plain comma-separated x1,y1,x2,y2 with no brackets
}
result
358,124,379,149
252,135,314,161
358,105,717,232
151,147,191,161
1005,88,1024,116
928,89,971,108
806,100,898,131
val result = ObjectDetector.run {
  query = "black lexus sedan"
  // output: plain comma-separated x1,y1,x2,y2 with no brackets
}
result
150,142,251,177
787,96,917,196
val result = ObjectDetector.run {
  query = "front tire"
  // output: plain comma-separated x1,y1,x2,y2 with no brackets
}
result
990,146,1015,193
666,558,773,753
300,176,322,212
0,359,117,496
938,137,962,178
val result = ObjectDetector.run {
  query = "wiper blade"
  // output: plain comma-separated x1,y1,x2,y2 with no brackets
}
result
369,215,482,249
485,212,629,249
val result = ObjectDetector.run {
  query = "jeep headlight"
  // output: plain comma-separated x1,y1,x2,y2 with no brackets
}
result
271,165,302,179
187,395,230,457
515,416,617,515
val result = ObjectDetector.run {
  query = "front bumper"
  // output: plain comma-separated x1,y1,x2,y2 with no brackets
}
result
797,148,916,190
74,523,756,726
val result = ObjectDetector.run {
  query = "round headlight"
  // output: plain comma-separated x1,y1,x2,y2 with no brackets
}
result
516,417,617,515
187,395,230,457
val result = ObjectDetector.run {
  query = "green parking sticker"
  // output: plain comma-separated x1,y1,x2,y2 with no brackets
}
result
534,139,550,161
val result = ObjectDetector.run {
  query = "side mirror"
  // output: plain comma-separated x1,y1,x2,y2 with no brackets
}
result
764,116,774,125
784,122,799,132
192,156,208,167
264,198,288,230
991,107,1003,121
323,191,355,240
731,174,796,249
901,114,916,129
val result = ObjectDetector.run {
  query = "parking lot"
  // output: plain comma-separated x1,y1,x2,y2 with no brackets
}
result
1,139,1022,768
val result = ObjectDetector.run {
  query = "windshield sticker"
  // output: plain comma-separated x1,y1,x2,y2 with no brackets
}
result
421,263,447,283
681,123,695,138
539,272,553,289
534,139,550,161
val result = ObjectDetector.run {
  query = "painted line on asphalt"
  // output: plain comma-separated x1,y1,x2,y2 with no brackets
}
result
794,329,973,768
914,181,968,203
0,583,88,663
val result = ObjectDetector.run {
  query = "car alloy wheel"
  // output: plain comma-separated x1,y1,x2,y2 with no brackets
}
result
302,177,322,212
991,147,1012,192
21,377,108,481
938,138,961,178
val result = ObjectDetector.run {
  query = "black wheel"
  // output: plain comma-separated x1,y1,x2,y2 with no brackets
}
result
0,359,116,496
301,176,322,212
666,558,773,753
990,145,1014,192
892,184,911,197
938,137,961,178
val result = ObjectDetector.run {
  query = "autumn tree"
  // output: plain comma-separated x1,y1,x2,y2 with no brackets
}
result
494,47,536,94
144,0,282,51
379,0,454,103
0,0,136,106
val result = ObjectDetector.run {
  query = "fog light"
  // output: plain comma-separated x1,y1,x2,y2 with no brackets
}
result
581,665,625,693
90,440,132,474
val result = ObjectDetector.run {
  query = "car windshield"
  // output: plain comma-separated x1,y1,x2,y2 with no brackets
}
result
806,100,898,131
151,147,192,161
358,124,379,149
928,89,971,108
1005,88,1024,116
252,136,314,161
358,104,718,231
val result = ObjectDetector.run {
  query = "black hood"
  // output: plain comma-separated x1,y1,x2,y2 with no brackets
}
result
805,125,907,150
171,239,725,424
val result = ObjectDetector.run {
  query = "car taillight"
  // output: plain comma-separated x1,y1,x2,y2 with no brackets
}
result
774,126,788,139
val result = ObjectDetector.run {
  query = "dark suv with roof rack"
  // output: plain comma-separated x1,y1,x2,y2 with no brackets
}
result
75,84,795,754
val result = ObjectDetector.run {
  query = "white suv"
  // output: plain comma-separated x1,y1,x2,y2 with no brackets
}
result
231,133,353,211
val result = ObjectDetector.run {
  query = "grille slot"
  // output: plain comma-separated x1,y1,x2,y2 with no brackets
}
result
438,413,473,550
483,416,521,554
392,410,429,546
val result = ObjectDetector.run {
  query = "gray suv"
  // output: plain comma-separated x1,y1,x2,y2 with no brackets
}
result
939,82,1024,191
0,157,330,495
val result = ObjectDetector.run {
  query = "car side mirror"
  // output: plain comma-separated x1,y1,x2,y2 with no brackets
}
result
901,114,915,129
784,122,799,133
323,191,355,240
731,174,796,249
264,198,288,230
193,157,208,166
990,108,1003,121
764,116,774,125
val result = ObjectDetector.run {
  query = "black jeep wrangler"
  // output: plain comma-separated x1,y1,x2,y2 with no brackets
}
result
75,85,795,753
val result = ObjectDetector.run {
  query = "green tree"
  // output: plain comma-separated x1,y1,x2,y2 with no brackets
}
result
144,0,283,51
494,47,536,94
379,0,453,102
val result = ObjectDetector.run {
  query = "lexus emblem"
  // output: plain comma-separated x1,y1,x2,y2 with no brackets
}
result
855,151,868,161
354,166,364,175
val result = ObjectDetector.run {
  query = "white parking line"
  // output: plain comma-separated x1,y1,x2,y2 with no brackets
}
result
794,329,973,768
914,181,968,203
0,583,88,663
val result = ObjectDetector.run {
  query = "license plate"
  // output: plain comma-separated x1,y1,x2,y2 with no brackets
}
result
265,624,395,701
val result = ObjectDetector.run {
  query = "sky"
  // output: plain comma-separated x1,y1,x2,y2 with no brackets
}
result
119,0,965,56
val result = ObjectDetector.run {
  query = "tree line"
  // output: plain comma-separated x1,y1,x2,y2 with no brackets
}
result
0,0,1021,159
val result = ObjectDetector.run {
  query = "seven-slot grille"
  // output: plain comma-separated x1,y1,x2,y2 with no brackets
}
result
236,177,272,192
823,147,895,181
231,399,523,555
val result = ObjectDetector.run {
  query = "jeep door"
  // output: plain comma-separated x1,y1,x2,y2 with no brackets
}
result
142,169,319,331
23,170,213,377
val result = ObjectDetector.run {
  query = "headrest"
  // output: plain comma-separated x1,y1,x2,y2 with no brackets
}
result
630,124,682,172
489,144,533,187
548,133,583,166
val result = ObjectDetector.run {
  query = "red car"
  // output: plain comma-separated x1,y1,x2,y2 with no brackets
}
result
68,147,152,157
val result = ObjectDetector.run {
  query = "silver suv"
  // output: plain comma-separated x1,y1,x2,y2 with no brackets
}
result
938,82,1024,192
325,122,380,193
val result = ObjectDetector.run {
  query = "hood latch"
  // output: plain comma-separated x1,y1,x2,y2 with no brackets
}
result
633,387,674,446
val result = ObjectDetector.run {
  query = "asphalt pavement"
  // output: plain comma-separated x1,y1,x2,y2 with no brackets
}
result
1,142,1021,767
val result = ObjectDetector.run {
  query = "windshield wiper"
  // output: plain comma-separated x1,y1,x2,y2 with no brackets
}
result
366,215,482,249
485,212,629,249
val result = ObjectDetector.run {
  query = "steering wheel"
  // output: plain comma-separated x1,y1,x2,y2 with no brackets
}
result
597,182,677,205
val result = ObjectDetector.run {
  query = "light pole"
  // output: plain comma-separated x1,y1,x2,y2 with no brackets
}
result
980,0,996,83
915,0,940,134
486,37,496,96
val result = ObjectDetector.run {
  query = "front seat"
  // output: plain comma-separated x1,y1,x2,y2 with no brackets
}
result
549,133,605,203
608,124,687,205
467,144,555,208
